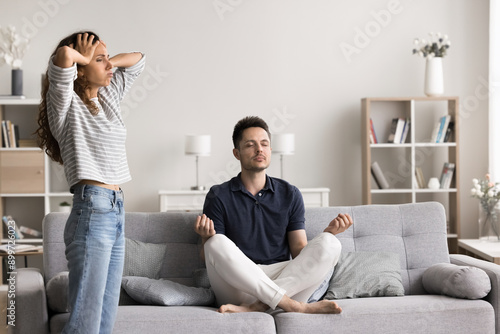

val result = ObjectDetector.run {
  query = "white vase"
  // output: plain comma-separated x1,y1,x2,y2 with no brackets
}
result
58,206,71,213
424,57,444,97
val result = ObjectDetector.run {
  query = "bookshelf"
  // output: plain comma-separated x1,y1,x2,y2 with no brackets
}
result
361,97,460,252
0,98,72,243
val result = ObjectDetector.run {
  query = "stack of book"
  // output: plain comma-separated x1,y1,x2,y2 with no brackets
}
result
415,167,426,189
2,215,43,239
439,162,455,189
369,118,378,144
430,115,454,143
1,120,19,148
387,118,410,144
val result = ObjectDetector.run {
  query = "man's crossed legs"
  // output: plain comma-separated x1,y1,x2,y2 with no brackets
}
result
204,232,342,314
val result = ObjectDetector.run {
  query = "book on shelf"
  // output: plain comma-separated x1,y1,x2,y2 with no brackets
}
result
439,162,455,189
0,244,42,254
1,120,19,148
371,161,390,189
430,115,452,143
387,118,409,144
415,167,426,189
19,226,43,238
443,121,454,142
399,118,410,144
369,118,378,144
2,216,24,239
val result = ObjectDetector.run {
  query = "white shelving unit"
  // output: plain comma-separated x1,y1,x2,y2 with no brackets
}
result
361,97,460,252
0,98,72,240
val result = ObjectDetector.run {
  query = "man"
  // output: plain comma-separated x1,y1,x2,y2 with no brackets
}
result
194,116,353,314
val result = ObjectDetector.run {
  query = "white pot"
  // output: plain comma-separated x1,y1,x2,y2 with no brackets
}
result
424,57,444,97
58,206,71,213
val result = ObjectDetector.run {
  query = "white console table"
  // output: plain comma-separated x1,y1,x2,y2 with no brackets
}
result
159,188,330,212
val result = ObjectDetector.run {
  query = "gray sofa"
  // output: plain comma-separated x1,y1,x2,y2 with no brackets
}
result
11,202,500,333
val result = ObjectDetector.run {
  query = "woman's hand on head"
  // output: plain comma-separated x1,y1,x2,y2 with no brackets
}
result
72,33,100,66
53,33,100,68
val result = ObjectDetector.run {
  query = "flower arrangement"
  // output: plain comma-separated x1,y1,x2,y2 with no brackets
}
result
471,174,500,239
0,25,29,69
412,32,451,58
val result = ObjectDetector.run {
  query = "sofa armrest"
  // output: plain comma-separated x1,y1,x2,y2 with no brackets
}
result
8,268,49,334
450,254,500,334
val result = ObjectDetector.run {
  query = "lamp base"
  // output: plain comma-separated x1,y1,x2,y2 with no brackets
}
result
191,185,206,191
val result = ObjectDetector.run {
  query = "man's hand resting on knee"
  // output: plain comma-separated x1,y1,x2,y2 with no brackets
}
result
194,214,216,260
323,213,353,235
195,214,216,240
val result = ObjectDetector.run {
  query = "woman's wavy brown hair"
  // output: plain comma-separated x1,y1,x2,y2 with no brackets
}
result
35,31,100,164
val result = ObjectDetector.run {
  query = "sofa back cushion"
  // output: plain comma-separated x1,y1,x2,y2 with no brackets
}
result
304,202,450,295
43,211,204,286
43,202,449,294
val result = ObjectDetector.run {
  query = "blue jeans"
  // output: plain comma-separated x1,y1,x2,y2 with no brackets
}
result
62,184,125,334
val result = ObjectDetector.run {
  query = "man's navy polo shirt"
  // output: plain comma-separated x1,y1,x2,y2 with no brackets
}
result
203,173,305,265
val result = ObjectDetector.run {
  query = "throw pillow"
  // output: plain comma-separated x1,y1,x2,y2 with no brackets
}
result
193,268,211,289
422,263,491,299
123,238,168,278
122,276,215,306
120,238,168,305
324,252,405,299
46,271,69,313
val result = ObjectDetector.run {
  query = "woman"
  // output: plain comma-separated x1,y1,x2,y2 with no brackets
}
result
36,31,145,334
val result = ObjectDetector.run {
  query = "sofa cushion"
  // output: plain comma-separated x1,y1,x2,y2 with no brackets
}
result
324,252,404,299
120,238,169,305
422,263,491,299
46,271,69,313
122,276,215,306
123,238,167,278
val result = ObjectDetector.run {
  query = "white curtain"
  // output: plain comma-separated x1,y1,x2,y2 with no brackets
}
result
490,0,500,181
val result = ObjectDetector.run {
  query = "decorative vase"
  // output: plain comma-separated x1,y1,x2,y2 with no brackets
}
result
11,69,23,96
58,205,71,213
424,57,444,97
427,177,440,189
478,203,500,241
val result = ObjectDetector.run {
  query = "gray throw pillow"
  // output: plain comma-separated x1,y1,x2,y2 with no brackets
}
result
46,271,69,313
122,276,215,306
193,268,211,289
422,263,491,299
324,252,404,299
123,238,168,278
120,238,168,305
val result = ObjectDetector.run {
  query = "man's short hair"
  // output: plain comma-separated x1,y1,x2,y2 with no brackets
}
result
232,116,271,149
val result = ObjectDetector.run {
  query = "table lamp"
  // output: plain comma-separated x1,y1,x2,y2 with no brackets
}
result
185,134,211,190
272,133,295,179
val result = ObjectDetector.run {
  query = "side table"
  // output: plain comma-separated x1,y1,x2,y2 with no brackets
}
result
458,239,500,264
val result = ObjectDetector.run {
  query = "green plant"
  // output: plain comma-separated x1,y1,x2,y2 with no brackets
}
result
59,201,71,207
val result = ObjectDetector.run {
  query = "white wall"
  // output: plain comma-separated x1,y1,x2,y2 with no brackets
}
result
0,0,490,238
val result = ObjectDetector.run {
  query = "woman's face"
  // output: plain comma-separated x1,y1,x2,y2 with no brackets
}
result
79,42,113,92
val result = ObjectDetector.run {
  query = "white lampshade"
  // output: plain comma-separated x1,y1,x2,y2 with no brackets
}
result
185,135,211,156
272,133,295,155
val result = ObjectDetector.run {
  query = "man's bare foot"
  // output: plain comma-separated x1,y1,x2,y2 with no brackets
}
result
279,295,342,314
218,300,268,313
298,300,342,314
219,297,342,315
